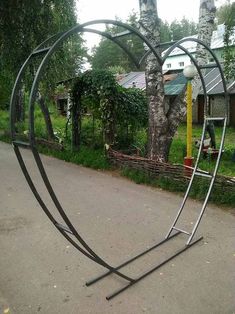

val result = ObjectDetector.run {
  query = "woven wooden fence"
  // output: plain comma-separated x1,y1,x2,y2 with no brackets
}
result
107,148,235,192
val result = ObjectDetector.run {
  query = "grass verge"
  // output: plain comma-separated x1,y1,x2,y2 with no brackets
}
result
121,168,235,207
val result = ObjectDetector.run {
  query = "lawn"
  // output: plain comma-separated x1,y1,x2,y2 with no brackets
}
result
1,108,234,206
0,109,235,177
170,124,235,177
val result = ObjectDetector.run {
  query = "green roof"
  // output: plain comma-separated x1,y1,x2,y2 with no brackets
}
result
164,74,187,95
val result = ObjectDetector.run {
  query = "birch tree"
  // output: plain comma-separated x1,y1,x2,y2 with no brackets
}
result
138,0,216,161
193,0,216,99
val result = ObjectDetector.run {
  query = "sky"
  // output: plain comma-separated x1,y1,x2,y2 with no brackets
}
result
76,0,232,49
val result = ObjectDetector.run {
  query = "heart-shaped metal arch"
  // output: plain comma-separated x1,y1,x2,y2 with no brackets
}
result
10,20,228,300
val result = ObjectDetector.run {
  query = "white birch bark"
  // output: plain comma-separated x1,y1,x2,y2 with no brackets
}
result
192,0,216,100
139,0,168,161
138,0,216,162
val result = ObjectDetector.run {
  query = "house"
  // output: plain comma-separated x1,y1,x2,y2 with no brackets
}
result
118,70,235,126
162,24,235,72
118,24,235,126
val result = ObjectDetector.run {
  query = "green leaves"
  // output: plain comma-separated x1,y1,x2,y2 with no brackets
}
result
0,0,86,107
71,70,147,146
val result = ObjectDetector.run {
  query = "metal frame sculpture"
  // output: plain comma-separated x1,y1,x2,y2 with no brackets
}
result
10,20,228,300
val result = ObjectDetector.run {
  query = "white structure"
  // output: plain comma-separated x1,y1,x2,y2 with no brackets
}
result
162,24,235,71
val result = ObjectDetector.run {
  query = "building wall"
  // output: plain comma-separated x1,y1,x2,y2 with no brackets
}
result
210,95,228,120
162,49,224,72
163,54,192,71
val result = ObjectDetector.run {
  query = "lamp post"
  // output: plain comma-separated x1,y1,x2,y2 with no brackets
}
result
183,64,197,172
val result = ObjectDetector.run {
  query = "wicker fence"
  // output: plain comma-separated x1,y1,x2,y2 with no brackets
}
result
107,148,235,192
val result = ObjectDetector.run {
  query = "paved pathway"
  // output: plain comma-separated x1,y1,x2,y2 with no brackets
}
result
0,141,234,314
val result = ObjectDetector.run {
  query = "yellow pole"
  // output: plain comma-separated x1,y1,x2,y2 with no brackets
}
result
186,80,192,158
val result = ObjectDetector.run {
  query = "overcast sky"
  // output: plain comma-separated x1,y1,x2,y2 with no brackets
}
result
76,0,232,49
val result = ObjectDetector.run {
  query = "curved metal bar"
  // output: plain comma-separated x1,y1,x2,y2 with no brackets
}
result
9,31,66,140
176,44,207,102
10,20,229,290
28,20,162,143
10,19,162,283
13,142,133,280
13,145,134,279
163,37,229,117
15,145,135,275
162,37,228,94
82,28,140,69
138,41,177,67
31,147,134,282
81,20,162,65
13,145,57,224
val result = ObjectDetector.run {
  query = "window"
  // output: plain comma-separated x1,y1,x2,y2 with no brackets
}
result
166,63,171,68
179,62,184,67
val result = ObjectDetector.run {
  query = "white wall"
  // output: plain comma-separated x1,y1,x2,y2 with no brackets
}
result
163,54,192,71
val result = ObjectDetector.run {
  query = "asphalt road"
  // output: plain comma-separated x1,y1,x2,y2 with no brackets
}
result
0,141,234,314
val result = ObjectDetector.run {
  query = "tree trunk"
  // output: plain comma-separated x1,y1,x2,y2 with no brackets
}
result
139,0,216,162
139,0,167,161
38,96,55,140
71,99,81,151
102,100,116,146
192,0,216,101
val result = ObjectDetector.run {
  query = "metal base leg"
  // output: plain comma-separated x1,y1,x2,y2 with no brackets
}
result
106,236,203,300
86,231,181,287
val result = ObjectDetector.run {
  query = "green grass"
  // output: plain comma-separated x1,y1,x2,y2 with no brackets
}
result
121,168,235,207
0,108,234,207
169,124,235,176
39,145,110,170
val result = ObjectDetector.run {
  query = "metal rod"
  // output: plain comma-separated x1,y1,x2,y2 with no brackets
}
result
206,117,225,121
13,146,57,225
199,64,217,69
32,47,50,56
172,227,191,235
187,119,227,244
81,28,140,69
9,31,66,141
111,30,132,38
31,148,134,282
195,171,212,178
55,222,73,235
165,120,207,239
138,40,177,66
86,231,180,286
13,147,104,264
13,141,31,149
106,237,203,300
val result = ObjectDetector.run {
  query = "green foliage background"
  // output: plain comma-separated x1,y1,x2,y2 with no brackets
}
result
0,0,87,108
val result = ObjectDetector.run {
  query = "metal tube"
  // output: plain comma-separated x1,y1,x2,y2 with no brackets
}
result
165,120,207,239
81,28,140,69
106,237,203,300
186,80,193,158
187,118,227,244
31,148,134,282
86,231,180,286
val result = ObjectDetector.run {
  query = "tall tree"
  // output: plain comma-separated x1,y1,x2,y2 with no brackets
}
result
91,14,197,72
91,13,145,72
0,0,86,108
216,1,235,79
216,0,235,25
139,0,167,161
138,0,216,161
193,0,216,99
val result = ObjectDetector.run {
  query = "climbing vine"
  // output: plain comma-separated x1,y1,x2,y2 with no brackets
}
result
71,70,147,149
